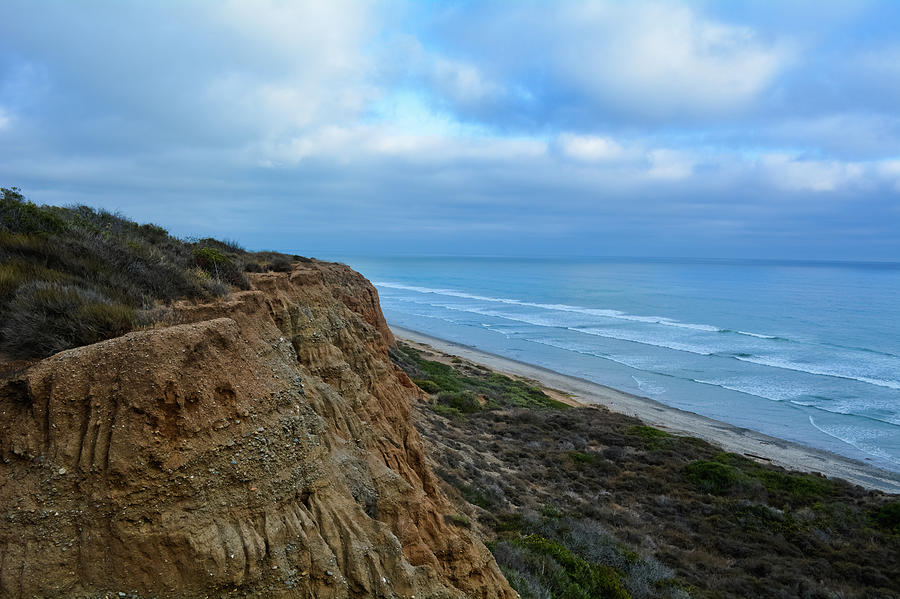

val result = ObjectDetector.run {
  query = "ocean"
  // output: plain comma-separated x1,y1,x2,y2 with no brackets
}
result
337,256,900,473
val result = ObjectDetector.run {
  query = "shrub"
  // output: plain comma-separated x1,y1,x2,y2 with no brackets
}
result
568,451,598,465
627,425,669,441
513,534,632,599
392,342,567,410
268,255,294,272
871,501,900,534
436,390,483,414
0,188,300,358
751,469,833,502
414,379,442,394
0,282,137,357
430,403,464,420
1,187,66,234
684,460,742,495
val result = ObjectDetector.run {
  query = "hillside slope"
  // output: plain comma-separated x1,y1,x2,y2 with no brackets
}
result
0,261,515,598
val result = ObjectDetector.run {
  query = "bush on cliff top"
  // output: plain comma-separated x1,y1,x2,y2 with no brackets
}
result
0,187,308,359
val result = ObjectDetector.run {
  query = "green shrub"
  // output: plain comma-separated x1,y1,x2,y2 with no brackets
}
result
392,342,567,410
871,501,900,534
712,452,833,503
684,460,743,495
513,534,632,599
750,469,833,502
413,379,442,394
568,451,598,465
627,425,670,449
430,403,464,420
1,187,67,234
627,425,669,441
192,246,247,287
436,390,483,414
458,483,495,509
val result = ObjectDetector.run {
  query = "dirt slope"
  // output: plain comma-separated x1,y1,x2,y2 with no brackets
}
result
0,261,515,598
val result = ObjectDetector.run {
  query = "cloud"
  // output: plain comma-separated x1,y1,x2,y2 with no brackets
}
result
759,154,865,192
416,1,791,127
428,56,503,106
557,134,624,162
647,149,695,180
764,113,900,159
264,123,546,166
2,0,900,260
551,2,789,118
0,0,383,150
876,160,900,192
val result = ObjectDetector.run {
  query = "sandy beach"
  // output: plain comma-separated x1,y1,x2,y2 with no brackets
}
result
392,325,900,494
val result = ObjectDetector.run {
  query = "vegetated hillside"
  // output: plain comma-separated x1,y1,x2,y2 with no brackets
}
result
0,186,302,360
393,342,900,599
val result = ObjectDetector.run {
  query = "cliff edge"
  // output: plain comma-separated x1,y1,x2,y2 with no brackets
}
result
0,261,516,598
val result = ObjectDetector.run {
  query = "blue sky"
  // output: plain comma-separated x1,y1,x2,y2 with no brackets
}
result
1,0,899,260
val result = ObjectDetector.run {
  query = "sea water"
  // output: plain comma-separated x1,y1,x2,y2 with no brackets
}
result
336,256,900,473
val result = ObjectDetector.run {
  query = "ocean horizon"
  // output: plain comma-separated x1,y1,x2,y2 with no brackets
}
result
336,255,900,474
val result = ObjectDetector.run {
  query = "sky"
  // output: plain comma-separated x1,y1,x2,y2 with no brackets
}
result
1,0,899,261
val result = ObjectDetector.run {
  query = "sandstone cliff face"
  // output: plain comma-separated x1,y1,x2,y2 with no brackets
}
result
0,262,516,599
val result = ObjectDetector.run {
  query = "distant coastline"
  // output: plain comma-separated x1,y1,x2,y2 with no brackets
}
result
391,324,900,494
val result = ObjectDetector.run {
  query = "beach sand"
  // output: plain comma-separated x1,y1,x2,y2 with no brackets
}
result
392,325,900,494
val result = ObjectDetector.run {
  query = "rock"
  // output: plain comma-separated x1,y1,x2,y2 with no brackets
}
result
0,262,515,598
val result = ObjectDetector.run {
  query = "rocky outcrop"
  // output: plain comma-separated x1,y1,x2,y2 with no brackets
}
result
0,262,515,598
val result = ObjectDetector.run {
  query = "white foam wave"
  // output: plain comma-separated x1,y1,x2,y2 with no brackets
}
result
808,416,900,465
572,327,715,356
407,300,721,356
734,355,900,390
631,376,667,396
790,399,900,427
693,379,800,402
376,282,723,333
736,330,778,339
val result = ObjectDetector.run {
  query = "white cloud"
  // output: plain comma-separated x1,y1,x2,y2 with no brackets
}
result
647,149,694,180
0,107,9,130
264,124,546,166
558,133,624,162
551,1,789,118
767,113,900,158
204,0,381,135
430,57,502,105
759,154,864,192
876,159,900,192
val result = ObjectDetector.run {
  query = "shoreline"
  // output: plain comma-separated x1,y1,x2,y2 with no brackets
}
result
391,324,900,494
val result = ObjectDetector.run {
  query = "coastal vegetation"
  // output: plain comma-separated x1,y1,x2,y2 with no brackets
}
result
394,342,900,599
390,342,570,415
0,187,304,360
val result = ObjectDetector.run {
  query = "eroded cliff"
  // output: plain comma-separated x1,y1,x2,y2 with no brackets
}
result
0,261,515,598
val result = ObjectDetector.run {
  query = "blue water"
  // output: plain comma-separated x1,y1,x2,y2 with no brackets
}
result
336,256,900,472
